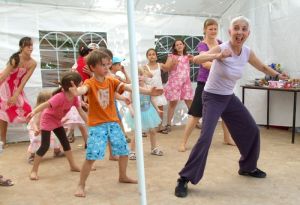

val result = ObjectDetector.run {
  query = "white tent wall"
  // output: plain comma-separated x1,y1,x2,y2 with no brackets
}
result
0,2,208,142
219,0,300,127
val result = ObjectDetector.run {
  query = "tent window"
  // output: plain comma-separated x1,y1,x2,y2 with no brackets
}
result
154,35,203,83
39,31,107,87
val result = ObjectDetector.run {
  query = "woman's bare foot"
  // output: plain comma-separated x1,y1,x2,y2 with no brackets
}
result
119,176,138,184
29,172,39,180
178,144,186,152
70,166,81,172
74,185,86,197
109,156,119,161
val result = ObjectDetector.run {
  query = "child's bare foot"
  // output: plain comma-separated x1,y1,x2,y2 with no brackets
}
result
70,166,81,172
91,165,96,171
109,156,119,161
119,176,138,184
74,185,86,197
29,172,39,180
178,144,186,152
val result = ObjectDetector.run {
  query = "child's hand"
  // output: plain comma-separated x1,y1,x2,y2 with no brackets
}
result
124,97,131,105
171,57,179,67
83,65,93,77
34,130,40,136
187,54,194,62
81,101,89,110
130,109,134,117
156,108,163,115
150,87,163,96
120,65,126,74
69,81,79,96
26,112,34,122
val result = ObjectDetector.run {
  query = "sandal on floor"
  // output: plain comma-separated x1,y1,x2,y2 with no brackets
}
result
0,176,14,186
160,125,171,134
151,147,164,156
67,130,75,143
129,152,136,160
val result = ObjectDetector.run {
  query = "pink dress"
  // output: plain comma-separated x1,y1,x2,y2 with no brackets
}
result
164,54,194,101
0,67,32,123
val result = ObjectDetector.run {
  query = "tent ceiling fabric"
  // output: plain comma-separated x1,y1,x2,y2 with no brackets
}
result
2,0,236,17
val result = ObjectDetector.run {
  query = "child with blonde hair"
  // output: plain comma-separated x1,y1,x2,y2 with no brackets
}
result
27,72,86,180
27,90,64,163
126,67,164,160
72,50,162,197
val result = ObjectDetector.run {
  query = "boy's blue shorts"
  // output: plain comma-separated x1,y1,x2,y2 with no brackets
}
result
86,122,129,160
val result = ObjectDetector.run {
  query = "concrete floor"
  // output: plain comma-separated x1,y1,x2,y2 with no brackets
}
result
1,123,300,205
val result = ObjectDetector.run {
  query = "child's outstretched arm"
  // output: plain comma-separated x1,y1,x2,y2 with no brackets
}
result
69,82,89,96
26,101,50,121
160,56,178,72
123,84,163,96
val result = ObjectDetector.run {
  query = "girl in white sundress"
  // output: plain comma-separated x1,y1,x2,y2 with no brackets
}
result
144,48,167,133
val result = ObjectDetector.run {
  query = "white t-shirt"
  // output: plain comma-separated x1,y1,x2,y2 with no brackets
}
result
204,41,251,95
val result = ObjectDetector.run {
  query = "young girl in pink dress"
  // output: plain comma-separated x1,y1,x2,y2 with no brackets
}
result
27,72,86,180
0,37,37,147
162,39,194,133
27,91,63,164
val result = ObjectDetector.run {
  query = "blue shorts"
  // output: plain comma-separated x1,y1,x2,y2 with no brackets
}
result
86,122,129,160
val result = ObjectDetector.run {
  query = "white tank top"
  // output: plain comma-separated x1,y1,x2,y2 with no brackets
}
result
144,63,163,88
204,41,251,95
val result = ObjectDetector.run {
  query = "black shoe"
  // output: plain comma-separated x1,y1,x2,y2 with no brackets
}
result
238,168,267,178
175,177,189,198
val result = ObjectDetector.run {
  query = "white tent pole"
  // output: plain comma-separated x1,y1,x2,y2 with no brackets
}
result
127,0,147,205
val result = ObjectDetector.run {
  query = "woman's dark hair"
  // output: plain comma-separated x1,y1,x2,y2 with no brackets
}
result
52,72,82,95
8,37,32,68
171,39,187,55
7,37,32,68
146,48,157,57
78,44,90,57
